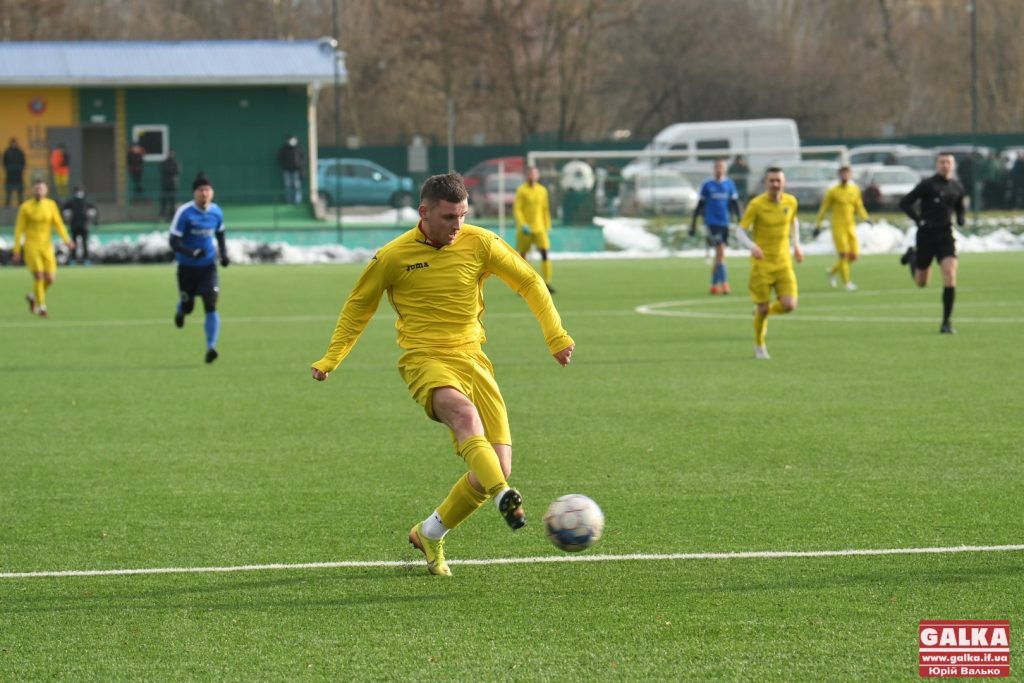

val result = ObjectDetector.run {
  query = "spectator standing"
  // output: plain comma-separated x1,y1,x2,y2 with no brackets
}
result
49,144,70,200
127,138,145,198
728,155,751,201
862,179,883,211
62,185,99,265
278,134,305,205
160,150,182,218
1011,153,1024,208
981,151,1006,209
3,138,26,206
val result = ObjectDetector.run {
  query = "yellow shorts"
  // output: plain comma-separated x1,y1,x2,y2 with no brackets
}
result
23,246,57,275
398,346,511,446
748,261,798,303
832,226,859,255
516,228,550,254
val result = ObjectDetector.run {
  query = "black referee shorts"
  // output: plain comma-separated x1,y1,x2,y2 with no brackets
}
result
915,228,956,269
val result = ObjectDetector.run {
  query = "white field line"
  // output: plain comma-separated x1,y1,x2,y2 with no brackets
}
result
2,544,1022,580
635,299,1024,324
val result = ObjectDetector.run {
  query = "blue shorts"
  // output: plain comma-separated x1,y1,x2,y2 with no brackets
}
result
707,224,729,247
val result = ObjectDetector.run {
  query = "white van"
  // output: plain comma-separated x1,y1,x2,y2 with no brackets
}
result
621,118,801,184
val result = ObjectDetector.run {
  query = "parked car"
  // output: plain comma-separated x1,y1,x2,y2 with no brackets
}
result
891,149,937,179
774,161,838,208
317,158,415,207
471,171,523,216
462,156,525,194
935,144,994,163
848,144,915,166
854,164,920,210
619,169,699,215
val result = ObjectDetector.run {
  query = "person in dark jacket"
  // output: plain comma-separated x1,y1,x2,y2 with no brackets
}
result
4,138,27,206
160,150,182,218
278,134,305,205
898,153,966,335
127,138,145,198
61,185,99,265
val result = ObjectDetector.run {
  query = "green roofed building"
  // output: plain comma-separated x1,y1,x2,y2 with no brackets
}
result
0,40,344,209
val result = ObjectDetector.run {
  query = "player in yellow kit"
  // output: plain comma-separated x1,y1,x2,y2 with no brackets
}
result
737,167,803,359
514,165,556,293
814,165,869,291
12,179,73,317
311,172,575,577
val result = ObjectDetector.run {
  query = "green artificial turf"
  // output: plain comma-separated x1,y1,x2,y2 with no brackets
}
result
1,253,1021,680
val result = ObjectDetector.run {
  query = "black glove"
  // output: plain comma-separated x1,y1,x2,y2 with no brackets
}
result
220,255,230,268
190,247,205,258
812,227,821,239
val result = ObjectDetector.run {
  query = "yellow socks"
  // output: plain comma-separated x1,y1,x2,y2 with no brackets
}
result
541,259,553,286
755,301,792,346
437,473,489,530
33,278,46,307
753,310,768,346
458,435,507,497
839,259,851,285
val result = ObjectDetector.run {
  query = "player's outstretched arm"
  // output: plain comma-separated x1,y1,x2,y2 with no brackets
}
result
553,344,575,367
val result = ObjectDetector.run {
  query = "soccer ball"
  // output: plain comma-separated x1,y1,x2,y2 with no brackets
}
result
543,494,604,552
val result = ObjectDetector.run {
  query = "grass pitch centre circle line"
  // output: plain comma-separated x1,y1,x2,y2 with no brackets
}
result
635,298,1024,324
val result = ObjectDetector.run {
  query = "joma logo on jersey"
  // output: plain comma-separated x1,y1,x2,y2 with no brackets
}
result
405,262,430,272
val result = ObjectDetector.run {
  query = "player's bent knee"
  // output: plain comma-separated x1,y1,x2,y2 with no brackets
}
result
201,293,218,313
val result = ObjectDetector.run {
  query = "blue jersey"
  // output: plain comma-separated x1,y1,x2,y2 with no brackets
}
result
169,201,224,267
698,177,738,227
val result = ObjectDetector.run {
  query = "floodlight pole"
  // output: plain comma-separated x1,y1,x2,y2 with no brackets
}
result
447,96,455,171
968,0,979,224
333,0,343,243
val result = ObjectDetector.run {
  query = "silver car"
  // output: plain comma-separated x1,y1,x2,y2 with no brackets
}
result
775,161,838,209
620,169,699,215
855,164,921,210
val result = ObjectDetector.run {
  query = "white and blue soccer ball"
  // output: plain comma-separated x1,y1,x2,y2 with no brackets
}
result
544,494,604,552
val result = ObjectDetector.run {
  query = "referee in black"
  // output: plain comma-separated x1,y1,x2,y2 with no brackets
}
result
898,153,966,334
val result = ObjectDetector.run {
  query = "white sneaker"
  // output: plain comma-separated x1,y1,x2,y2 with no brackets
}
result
754,345,770,360
827,270,838,288
844,281,858,291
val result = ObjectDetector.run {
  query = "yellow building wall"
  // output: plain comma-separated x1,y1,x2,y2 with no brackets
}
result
0,88,74,182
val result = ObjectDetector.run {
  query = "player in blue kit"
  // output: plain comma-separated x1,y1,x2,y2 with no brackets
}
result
690,158,742,294
168,173,230,363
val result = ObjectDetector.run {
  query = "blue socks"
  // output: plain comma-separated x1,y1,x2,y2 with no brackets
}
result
711,263,727,285
204,311,220,350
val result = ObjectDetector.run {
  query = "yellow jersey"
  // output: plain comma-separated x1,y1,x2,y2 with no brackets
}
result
816,182,868,231
13,197,69,256
313,224,573,374
739,192,799,267
513,182,551,233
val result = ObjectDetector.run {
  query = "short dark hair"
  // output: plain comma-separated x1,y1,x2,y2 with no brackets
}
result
420,172,468,205
765,166,784,175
